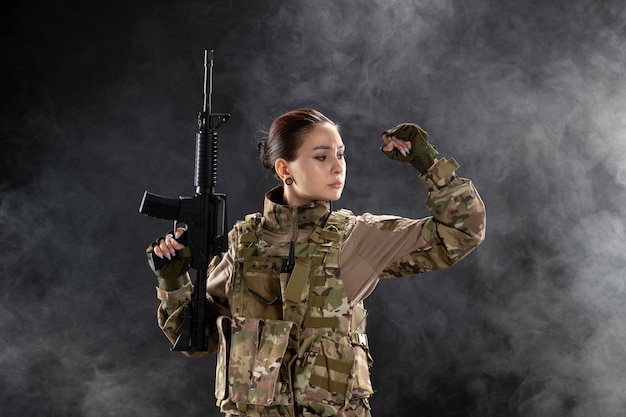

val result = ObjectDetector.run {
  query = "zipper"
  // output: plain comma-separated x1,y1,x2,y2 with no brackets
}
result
280,206,298,274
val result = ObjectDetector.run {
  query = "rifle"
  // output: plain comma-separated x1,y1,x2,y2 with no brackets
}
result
139,50,230,352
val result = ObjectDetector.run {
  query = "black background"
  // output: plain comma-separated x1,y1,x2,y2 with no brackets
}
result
2,1,626,416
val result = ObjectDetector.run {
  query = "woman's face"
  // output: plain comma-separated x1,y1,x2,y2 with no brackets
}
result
279,122,346,206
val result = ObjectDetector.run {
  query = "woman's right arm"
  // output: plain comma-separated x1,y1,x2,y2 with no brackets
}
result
147,229,232,356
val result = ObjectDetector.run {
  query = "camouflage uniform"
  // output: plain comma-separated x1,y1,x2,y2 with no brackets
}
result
155,157,486,416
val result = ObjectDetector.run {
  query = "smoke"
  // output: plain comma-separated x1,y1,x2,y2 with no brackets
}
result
2,0,626,416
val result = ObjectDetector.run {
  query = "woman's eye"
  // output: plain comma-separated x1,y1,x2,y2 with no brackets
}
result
315,155,327,161
338,153,345,160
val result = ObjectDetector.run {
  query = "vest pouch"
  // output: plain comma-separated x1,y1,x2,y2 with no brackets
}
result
215,316,231,405
349,335,374,399
349,303,374,399
215,316,296,408
293,333,355,416
240,258,284,320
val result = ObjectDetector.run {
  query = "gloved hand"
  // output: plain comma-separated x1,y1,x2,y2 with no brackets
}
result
381,123,439,174
146,228,192,279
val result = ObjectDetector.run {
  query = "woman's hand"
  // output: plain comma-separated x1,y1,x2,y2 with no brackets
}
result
147,227,192,279
380,123,439,174
153,227,187,260
381,132,412,157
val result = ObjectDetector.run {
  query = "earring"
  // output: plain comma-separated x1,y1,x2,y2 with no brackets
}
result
285,177,294,186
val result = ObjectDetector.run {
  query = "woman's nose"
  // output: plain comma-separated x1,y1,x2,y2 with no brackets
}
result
332,157,344,173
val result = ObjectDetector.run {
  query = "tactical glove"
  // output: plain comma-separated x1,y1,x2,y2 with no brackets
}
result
381,123,439,174
146,235,192,287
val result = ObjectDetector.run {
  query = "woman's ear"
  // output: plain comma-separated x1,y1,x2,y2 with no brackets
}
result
274,158,290,181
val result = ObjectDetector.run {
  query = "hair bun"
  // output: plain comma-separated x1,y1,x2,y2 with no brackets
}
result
256,135,272,171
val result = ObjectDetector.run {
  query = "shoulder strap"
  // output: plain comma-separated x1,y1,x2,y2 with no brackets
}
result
313,209,353,267
232,213,262,258
228,213,263,316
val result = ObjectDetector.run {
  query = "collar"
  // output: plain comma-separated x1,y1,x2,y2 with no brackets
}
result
263,186,331,236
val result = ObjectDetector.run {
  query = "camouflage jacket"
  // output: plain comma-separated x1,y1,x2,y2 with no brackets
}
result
155,157,486,415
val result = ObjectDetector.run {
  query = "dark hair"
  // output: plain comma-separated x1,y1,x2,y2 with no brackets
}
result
257,108,337,174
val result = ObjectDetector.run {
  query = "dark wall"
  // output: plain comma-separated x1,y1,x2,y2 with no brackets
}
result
2,1,626,416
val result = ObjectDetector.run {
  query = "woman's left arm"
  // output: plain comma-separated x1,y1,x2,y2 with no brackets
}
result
413,157,486,269
340,157,485,301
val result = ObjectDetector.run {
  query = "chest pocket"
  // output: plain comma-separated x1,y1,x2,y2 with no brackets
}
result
240,257,284,320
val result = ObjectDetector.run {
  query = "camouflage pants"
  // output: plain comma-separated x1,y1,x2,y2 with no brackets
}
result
226,398,372,417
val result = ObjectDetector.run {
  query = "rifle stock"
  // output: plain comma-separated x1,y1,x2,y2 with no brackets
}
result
139,50,230,352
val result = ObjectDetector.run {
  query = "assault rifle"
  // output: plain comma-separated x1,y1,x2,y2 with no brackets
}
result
139,50,230,352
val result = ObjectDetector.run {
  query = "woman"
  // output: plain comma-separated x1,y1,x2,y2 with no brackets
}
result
147,108,486,417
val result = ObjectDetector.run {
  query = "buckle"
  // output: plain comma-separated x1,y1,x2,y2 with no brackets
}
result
351,332,368,346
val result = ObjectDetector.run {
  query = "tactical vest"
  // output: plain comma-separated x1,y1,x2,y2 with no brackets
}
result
214,209,374,416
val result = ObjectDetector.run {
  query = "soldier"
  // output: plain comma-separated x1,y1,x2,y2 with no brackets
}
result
147,108,486,416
